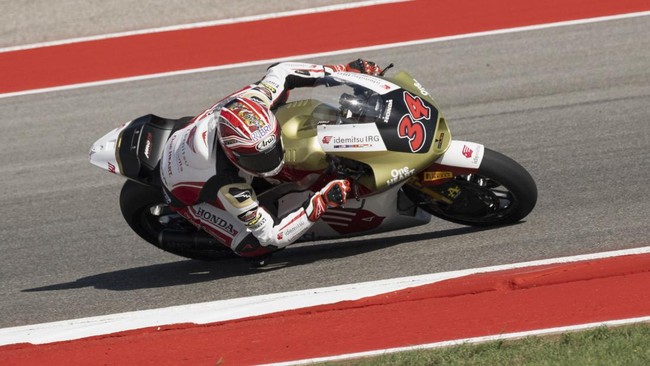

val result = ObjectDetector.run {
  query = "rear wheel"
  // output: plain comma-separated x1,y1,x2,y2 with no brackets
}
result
405,148,537,227
119,180,234,261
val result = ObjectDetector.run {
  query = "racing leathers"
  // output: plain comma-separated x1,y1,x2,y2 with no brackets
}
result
160,62,354,258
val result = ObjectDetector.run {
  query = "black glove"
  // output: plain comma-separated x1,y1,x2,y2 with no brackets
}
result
320,179,350,207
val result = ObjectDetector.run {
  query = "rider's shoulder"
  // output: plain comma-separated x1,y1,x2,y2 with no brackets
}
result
217,182,258,210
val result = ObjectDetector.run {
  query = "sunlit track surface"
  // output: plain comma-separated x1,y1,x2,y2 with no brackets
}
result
0,0,356,48
1,15,648,329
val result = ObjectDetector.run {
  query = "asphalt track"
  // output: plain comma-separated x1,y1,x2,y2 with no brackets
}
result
1,2,649,330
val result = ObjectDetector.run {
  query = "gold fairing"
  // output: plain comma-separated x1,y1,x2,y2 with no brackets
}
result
275,99,329,171
275,71,452,192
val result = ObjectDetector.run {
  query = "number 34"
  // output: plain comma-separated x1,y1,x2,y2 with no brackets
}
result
397,92,431,152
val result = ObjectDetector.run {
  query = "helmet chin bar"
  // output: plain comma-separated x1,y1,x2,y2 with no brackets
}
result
256,160,285,178
238,159,284,178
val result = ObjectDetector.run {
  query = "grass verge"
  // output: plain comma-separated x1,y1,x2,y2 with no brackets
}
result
326,323,650,365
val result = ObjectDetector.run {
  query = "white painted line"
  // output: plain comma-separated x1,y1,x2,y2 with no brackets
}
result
0,245,648,346
1,10,648,100
0,0,411,53
263,315,650,366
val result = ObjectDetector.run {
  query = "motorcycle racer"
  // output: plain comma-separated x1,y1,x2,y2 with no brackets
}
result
159,59,382,264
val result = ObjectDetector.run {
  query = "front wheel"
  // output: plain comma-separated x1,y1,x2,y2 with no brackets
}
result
119,180,234,261
405,148,537,227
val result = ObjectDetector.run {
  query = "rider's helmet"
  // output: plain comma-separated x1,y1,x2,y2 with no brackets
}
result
217,97,284,177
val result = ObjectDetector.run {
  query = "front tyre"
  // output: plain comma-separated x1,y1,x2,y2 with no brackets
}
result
119,180,234,261
408,148,537,227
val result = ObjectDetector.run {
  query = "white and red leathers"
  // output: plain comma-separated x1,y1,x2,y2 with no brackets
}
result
160,62,352,257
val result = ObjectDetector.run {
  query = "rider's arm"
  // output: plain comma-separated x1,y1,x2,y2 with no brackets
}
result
217,180,350,250
238,60,382,109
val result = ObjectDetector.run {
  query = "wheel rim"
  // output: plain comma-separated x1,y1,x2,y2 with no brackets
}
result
419,174,518,224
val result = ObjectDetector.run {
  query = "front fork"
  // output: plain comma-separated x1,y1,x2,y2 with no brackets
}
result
405,140,485,206
406,177,454,205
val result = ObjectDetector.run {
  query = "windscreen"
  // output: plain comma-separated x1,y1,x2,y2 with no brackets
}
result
287,75,392,125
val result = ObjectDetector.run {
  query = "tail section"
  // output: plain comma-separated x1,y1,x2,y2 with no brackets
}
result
89,121,132,175
89,114,192,185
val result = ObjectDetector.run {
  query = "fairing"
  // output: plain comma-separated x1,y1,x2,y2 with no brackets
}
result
89,121,131,175
275,71,453,191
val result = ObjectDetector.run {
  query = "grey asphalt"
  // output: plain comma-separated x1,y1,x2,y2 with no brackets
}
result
0,8,648,328
0,0,352,47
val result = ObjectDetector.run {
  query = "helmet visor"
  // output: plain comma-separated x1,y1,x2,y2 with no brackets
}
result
235,142,284,176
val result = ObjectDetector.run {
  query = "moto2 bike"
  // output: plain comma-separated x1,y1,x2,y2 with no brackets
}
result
89,67,537,261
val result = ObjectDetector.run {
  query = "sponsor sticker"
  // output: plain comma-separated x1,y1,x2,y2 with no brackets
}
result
194,207,238,235
446,185,462,199
261,82,277,93
186,126,198,153
229,187,253,203
413,78,430,96
424,171,454,182
382,99,393,123
250,124,273,141
256,135,276,151
386,166,415,185
462,145,474,158
436,132,445,149
318,124,387,152
144,132,153,158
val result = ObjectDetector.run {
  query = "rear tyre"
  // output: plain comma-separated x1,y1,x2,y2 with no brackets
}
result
407,148,537,227
119,180,234,261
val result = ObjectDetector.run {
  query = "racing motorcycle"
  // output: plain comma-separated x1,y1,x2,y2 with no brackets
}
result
89,66,537,261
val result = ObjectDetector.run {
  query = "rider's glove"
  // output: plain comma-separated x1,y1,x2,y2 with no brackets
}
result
326,59,382,76
321,179,351,207
345,59,382,75
305,180,351,222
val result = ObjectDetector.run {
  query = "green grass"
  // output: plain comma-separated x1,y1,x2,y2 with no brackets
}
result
326,323,650,366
